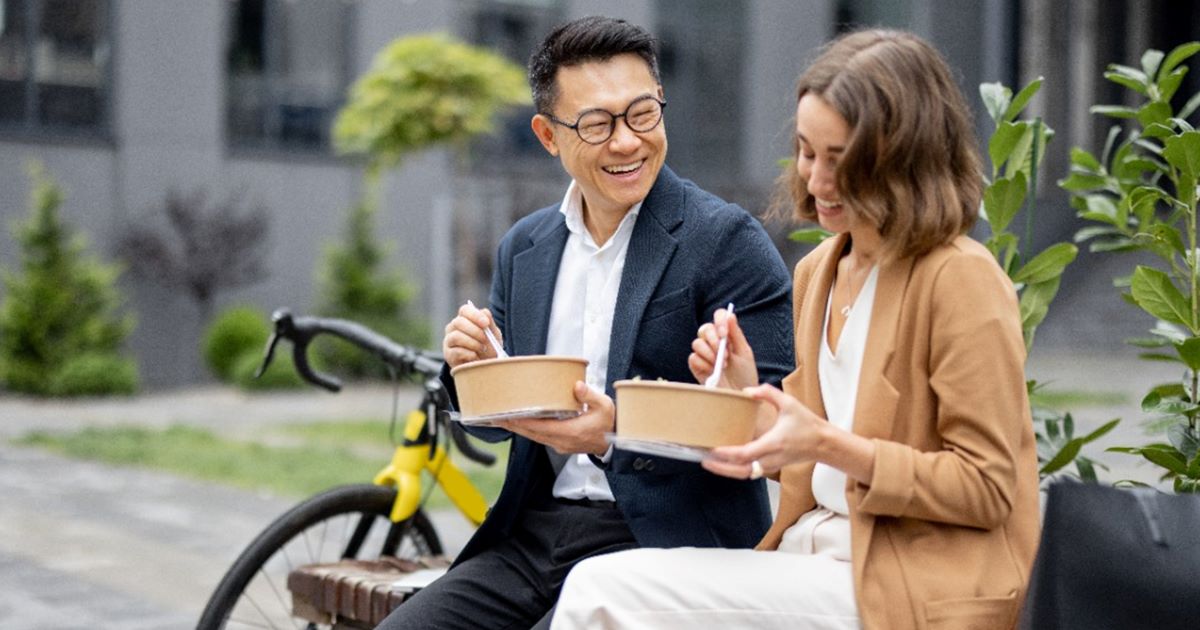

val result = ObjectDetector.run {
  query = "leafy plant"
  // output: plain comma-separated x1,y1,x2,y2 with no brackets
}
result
0,163,138,396
118,188,269,322
203,305,269,381
49,352,139,396
333,33,530,175
1062,41,1200,492
978,78,1116,482
313,199,430,378
311,34,529,377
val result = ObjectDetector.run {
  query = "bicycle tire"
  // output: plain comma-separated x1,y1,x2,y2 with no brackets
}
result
197,484,442,630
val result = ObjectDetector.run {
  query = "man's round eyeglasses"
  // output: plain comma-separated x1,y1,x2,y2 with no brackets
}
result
543,96,667,145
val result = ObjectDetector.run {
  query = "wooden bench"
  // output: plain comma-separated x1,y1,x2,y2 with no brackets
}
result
288,556,452,629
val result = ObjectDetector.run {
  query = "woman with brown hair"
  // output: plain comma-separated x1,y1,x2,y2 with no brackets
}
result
550,29,1040,630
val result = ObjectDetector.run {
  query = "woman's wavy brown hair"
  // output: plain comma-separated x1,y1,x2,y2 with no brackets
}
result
772,30,982,260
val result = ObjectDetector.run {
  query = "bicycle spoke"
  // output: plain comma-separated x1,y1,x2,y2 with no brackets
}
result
233,590,286,630
257,565,296,628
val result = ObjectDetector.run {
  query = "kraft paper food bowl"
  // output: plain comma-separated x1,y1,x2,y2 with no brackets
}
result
613,380,760,448
450,355,588,420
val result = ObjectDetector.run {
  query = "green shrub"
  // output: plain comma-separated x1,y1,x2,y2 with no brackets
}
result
315,200,429,379
49,353,139,396
230,348,304,391
203,306,269,381
0,163,136,396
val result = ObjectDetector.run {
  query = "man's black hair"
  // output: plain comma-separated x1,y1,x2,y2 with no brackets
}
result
528,15,660,115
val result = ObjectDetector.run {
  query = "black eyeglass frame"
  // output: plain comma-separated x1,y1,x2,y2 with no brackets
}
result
542,95,667,145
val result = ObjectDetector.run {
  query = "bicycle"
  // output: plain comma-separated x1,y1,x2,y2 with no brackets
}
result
197,309,497,630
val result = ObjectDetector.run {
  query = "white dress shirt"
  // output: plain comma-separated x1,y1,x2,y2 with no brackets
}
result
544,180,642,501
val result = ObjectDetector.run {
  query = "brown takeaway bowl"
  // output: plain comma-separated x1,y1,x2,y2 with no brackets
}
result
450,355,588,419
613,380,760,448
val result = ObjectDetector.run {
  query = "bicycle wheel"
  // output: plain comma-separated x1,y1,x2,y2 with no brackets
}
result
197,484,442,630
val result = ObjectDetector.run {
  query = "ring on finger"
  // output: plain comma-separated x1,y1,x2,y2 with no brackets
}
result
749,460,764,480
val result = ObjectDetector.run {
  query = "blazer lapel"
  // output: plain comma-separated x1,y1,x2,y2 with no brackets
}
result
798,233,847,419
605,167,684,387
852,255,912,439
509,214,569,355
847,251,912,594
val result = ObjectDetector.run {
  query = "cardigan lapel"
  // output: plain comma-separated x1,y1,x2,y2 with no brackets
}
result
604,167,683,388
509,214,569,355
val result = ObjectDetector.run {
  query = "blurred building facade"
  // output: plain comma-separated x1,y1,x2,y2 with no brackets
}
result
0,0,1195,386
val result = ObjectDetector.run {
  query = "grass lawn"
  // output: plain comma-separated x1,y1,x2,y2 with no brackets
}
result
1029,388,1129,411
12,420,508,511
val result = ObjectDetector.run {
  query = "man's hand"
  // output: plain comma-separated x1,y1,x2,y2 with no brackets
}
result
500,381,614,456
442,302,504,369
689,308,759,389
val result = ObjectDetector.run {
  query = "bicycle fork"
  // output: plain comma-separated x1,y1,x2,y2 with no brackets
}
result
373,410,490,526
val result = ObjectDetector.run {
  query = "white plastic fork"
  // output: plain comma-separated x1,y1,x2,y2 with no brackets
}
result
466,300,508,359
704,302,735,388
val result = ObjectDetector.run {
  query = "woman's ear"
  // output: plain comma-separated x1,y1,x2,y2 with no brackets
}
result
530,114,559,157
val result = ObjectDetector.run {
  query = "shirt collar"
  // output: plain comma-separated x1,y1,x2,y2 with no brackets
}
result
558,180,643,249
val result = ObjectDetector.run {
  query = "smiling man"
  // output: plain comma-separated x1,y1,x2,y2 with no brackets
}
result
376,16,793,629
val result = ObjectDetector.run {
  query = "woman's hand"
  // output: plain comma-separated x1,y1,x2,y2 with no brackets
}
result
442,302,504,369
702,384,876,483
688,308,758,389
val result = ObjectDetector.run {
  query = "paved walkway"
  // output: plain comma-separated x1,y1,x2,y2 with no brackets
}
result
0,383,478,629
0,351,1179,628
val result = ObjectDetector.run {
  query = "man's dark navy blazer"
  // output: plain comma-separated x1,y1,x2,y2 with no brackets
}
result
447,165,794,564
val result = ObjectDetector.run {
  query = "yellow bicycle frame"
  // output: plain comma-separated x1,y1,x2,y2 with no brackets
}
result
372,409,490,526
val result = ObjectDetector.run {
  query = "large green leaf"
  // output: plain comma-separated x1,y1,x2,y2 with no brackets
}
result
1076,194,1120,226
1039,439,1083,475
1019,277,1060,337
1175,337,1200,370
1104,66,1149,95
1168,423,1200,460
1137,101,1172,129
1069,147,1102,172
1129,265,1191,326
1142,49,1166,82
1073,225,1122,243
1004,124,1036,180
1012,243,1078,284
788,228,832,244
982,172,1026,235
1158,66,1188,102
988,122,1025,175
1059,171,1109,192
1081,418,1121,444
1002,77,1042,123
1141,445,1188,474
1159,42,1200,80
1162,131,1200,180
979,82,1011,124
1090,105,1138,119
1132,230,1182,263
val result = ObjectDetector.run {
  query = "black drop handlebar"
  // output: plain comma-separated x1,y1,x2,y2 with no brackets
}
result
259,308,495,466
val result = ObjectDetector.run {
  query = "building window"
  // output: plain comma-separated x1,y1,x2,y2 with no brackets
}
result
465,0,563,172
0,0,111,136
226,0,352,152
655,0,746,190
